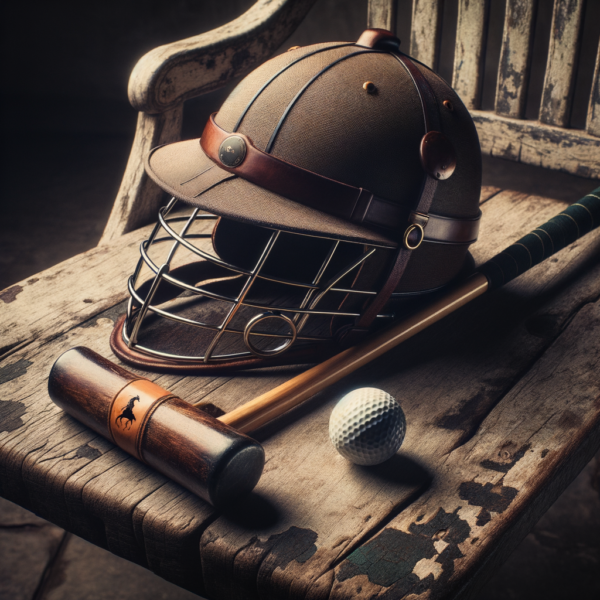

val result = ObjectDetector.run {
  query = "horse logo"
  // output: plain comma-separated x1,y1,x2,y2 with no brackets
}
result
115,396,140,430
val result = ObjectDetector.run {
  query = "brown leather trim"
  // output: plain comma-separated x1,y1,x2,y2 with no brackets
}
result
108,379,174,461
425,211,480,244
200,115,479,244
110,315,337,373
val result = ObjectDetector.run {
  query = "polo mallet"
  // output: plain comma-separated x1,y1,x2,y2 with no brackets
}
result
49,189,600,506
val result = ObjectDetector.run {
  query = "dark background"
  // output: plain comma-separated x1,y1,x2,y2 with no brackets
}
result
1,1,599,599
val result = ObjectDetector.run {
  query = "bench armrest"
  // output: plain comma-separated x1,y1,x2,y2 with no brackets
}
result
128,0,318,114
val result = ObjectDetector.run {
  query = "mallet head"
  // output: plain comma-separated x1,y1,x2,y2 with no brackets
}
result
48,347,264,506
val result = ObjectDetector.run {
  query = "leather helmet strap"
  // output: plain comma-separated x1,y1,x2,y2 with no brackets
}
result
344,50,442,339
200,115,478,244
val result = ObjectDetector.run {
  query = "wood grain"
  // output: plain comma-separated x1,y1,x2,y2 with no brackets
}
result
587,42,600,137
472,110,600,178
452,0,491,110
1,211,213,363
410,0,444,70
539,0,585,127
330,298,600,599
366,0,397,34
495,0,537,118
128,0,318,115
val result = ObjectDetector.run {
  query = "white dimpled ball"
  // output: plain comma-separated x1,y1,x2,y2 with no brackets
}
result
329,388,406,465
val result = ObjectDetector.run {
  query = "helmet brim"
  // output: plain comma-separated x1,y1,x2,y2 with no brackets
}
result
146,139,397,249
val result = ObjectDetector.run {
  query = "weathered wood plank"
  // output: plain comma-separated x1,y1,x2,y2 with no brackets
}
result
472,109,600,177
495,0,537,118
128,0,318,115
330,298,600,599
2,190,599,598
198,191,600,599
367,0,397,34
587,42,600,137
0,227,147,360
539,0,585,127
453,0,491,110
410,0,444,70
100,108,182,244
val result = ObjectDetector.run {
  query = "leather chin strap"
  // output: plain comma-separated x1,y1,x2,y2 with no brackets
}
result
199,28,473,346
338,29,450,344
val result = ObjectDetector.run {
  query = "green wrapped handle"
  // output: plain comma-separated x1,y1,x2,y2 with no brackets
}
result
479,188,600,291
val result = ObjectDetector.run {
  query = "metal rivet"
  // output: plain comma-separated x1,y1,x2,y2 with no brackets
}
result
287,46,301,52
218,135,247,168
443,99,454,111
363,81,376,94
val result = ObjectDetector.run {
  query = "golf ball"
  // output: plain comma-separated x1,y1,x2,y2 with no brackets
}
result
329,388,406,465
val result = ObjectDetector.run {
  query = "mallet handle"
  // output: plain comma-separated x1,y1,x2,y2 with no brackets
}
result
219,189,600,433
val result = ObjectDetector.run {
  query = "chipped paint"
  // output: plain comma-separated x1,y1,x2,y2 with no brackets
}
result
0,359,33,385
337,508,471,594
0,285,23,304
0,399,27,433
459,481,518,526
480,443,531,473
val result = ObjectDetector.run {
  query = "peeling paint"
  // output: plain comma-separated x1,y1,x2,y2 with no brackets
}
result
0,359,33,385
0,399,27,432
459,481,518,527
480,443,531,473
74,444,102,460
0,285,23,303
338,508,471,594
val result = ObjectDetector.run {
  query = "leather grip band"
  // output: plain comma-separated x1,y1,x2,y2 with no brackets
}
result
108,379,175,461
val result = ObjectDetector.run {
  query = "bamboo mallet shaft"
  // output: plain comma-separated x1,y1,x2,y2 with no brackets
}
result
219,189,600,434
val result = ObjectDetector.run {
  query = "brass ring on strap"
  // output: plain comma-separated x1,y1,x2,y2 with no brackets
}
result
403,223,425,250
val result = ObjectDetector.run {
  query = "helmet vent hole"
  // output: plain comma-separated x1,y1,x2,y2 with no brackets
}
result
443,100,454,112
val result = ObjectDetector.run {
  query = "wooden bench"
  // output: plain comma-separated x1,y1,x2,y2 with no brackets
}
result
1,1,599,598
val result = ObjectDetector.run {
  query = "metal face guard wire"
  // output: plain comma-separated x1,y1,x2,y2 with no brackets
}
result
122,197,402,364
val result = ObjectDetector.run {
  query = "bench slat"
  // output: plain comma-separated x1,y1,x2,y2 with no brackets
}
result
453,0,491,110
2,191,599,597
587,42,600,137
366,0,397,34
539,0,585,127
409,0,444,70
495,0,537,118
472,110,600,178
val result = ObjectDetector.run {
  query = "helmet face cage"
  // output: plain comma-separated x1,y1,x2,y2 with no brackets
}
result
122,196,398,365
